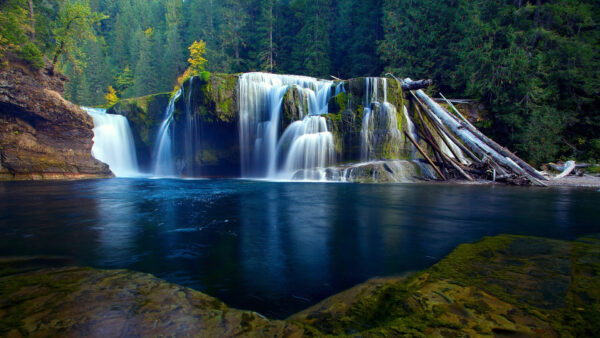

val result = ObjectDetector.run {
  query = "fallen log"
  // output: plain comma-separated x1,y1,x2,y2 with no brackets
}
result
439,92,547,182
407,78,547,187
401,79,433,92
553,160,576,179
412,94,474,164
404,131,446,180
411,106,473,181
388,74,433,92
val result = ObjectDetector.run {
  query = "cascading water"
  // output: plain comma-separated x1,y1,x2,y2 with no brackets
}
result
153,89,182,177
82,107,139,177
238,72,335,179
276,116,334,180
182,77,201,177
360,77,400,161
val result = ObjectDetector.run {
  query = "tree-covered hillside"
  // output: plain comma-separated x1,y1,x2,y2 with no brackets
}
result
1,0,598,163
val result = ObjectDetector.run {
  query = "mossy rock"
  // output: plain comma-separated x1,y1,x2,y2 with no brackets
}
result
178,73,239,124
0,258,303,336
167,74,241,177
1,235,599,336
281,86,308,131
291,234,600,336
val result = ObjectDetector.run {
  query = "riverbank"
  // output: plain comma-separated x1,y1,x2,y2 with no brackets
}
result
2,234,598,336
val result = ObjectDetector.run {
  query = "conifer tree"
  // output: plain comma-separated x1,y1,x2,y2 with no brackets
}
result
133,28,158,96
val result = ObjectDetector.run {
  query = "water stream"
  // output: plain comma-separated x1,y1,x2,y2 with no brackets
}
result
238,73,335,180
83,107,139,177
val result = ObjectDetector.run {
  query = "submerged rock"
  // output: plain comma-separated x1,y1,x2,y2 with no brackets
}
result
0,259,304,337
1,235,598,336
0,59,112,180
327,160,423,183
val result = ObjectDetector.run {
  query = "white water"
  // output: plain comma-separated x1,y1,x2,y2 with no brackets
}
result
153,89,182,177
83,107,139,177
238,72,335,179
182,77,201,176
360,77,403,162
361,77,385,161
276,116,334,180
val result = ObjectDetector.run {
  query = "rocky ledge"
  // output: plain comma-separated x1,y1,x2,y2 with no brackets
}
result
0,59,111,180
1,234,598,336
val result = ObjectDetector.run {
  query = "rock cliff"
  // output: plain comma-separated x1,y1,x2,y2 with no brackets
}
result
0,59,111,180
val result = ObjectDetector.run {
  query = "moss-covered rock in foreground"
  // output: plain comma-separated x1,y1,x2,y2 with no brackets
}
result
2,236,598,336
0,258,305,337
290,234,600,337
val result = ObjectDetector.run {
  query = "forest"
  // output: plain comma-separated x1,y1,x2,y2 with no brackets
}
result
1,0,599,164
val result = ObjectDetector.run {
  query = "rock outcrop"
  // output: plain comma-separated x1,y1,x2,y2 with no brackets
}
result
2,235,598,336
290,234,600,336
0,60,111,180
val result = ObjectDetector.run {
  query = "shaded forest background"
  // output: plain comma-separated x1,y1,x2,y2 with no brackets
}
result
1,0,599,164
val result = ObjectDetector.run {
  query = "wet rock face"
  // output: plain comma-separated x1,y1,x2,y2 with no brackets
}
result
281,86,306,131
173,74,241,177
0,62,112,180
326,78,409,163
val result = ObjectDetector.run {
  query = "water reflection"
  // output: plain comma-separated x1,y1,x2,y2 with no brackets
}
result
0,179,598,318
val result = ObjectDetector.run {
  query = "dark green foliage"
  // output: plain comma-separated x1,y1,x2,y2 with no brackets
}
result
380,0,600,164
2,0,598,163
16,42,44,68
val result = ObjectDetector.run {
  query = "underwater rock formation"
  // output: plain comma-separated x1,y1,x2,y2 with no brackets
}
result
2,234,598,336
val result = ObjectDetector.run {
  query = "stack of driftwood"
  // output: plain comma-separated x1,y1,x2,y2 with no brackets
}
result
394,76,549,186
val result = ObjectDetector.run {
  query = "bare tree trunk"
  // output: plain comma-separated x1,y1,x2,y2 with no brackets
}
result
439,92,547,181
407,78,547,186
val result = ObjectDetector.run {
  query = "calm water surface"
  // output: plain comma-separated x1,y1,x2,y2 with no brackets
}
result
0,179,598,318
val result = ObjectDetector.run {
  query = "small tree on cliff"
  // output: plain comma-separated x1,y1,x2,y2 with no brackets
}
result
188,40,207,74
104,85,119,106
176,40,209,89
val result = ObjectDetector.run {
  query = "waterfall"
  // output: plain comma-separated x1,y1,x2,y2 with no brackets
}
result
182,77,201,177
153,89,182,177
83,107,139,177
238,72,335,179
360,77,394,161
276,116,334,181
334,82,345,96
403,105,419,159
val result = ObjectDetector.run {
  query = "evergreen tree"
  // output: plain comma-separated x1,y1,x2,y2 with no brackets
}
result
133,28,159,96
293,0,332,77
162,0,186,88
79,39,109,105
